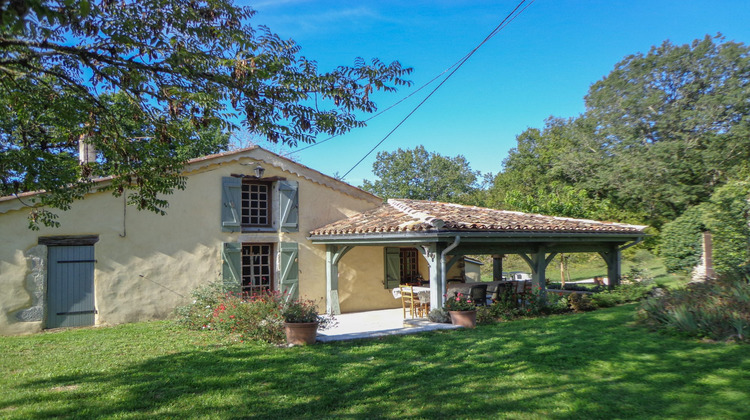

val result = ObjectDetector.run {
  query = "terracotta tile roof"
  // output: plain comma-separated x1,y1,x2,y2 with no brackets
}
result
310,199,647,236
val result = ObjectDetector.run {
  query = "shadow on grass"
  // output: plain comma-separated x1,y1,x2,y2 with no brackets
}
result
5,305,750,419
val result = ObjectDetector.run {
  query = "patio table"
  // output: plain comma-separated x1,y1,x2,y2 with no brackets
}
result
391,286,431,304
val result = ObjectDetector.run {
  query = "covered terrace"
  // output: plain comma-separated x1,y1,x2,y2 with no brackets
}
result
310,199,647,315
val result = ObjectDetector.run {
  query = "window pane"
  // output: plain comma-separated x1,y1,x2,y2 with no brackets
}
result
240,243,274,296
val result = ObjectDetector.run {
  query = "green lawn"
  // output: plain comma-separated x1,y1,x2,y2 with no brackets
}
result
2,305,748,419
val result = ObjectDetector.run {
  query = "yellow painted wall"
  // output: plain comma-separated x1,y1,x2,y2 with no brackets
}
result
337,247,401,313
0,152,382,335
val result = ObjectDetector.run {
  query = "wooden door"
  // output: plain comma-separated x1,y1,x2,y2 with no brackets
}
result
47,245,96,328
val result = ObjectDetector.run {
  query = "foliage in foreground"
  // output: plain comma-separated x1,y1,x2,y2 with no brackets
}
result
175,283,286,343
475,277,655,325
2,305,749,419
659,176,750,276
638,275,750,342
175,281,332,344
1,0,411,228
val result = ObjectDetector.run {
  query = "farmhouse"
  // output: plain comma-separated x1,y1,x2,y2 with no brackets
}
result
0,147,646,335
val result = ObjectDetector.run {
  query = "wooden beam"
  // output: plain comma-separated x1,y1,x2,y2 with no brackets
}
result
445,254,461,273
38,235,99,246
326,245,352,315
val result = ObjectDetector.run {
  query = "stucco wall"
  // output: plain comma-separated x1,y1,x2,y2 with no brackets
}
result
0,153,382,335
337,247,401,313
464,262,482,282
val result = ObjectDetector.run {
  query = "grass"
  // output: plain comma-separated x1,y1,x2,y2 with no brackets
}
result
2,305,749,419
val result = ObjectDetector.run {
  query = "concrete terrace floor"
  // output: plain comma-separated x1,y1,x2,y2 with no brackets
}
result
316,308,461,343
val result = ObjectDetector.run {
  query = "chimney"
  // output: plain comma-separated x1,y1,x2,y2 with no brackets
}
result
78,134,97,165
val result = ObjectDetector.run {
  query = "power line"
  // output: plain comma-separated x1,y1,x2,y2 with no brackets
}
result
285,60,463,156
339,0,535,180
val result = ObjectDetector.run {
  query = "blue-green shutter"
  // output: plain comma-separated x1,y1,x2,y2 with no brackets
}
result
279,242,299,302
384,247,401,289
221,242,242,293
221,177,242,232
279,180,299,232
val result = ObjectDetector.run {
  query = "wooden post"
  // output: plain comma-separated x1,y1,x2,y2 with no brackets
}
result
493,254,504,281
326,245,351,315
703,231,715,280
599,246,621,289
420,243,445,311
560,253,566,288
520,249,555,296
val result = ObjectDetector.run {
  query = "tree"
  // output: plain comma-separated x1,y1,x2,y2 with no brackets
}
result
0,0,411,228
361,146,482,203
659,176,750,276
493,35,750,229
583,35,750,225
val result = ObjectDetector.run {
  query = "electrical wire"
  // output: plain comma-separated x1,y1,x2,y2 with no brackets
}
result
286,59,461,156
339,0,535,179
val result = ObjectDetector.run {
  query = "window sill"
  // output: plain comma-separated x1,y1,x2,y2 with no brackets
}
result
241,227,277,233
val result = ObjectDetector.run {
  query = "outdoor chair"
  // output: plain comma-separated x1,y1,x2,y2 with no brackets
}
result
469,284,488,306
399,284,427,318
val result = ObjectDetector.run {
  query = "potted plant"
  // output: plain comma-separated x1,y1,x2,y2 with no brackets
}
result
282,298,333,345
443,293,477,328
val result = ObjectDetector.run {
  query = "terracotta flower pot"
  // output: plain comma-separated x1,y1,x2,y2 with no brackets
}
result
284,322,319,345
449,310,477,328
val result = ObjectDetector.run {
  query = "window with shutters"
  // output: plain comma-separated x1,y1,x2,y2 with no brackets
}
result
241,243,274,296
400,248,420,284
241,181,271,227
221,177,298,233
384,247,423,289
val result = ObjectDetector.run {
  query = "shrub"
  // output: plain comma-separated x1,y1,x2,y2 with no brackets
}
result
209,291,286,344
636,275,750,342
177,284,329,344
522,286,547,316
428,308,450,323
487,300,519,321
544,292,571,314
590,279,655,308
476,306,495,325
590,292,619,308
658,205,705,273
547,283,603,292
174,280,226,330
493,287,518,312
568,293,596,312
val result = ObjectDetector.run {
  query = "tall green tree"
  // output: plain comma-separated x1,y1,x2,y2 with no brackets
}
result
0,0,411,228
361,145,483,203
583,35,750,224
494,35,750,229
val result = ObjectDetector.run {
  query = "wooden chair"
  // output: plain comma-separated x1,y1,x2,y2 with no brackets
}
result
469,284,488,306
399,284,427,318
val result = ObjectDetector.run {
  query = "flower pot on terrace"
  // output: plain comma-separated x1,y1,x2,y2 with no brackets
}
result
284,322,319,345
449,310,477,328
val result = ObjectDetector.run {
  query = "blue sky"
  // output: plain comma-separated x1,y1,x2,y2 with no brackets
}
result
237,0,750,186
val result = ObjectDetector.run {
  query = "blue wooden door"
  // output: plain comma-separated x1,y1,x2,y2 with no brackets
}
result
47,245,96,328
